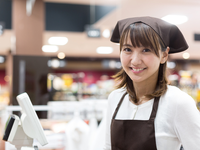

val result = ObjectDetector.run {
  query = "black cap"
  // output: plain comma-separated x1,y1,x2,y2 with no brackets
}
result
111,16,189,54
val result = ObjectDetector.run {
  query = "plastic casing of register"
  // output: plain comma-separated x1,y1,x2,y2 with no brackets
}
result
16,93,48,146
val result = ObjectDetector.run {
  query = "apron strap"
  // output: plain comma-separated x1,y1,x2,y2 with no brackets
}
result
149,96,160,120
112,92,127,120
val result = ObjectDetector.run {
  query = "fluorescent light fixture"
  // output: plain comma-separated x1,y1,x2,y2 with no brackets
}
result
102,29,110,38
0,56,5,63
51,59,60,68
59,60,66,67
182,52,190,59
109,60,116,68
162,15,188,25
87,29,101,37
116,62,122,69
0,22,5,36
48,37,68,45
42,45,58,52
96,47,113,54
86,26,101,38
57,52,65,59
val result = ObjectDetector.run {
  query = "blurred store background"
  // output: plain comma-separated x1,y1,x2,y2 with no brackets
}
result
0,0,200,150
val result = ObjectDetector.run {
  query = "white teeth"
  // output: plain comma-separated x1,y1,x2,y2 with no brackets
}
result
132,68,145,71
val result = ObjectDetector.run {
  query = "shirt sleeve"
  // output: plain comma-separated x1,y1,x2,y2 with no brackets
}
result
174,94,200,150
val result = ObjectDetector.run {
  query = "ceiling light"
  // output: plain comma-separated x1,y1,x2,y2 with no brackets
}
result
51,59,60,68
48,37,68,45
109,60,116,68
116,62,122,69
0,56,5,63
42,45,58,52
182,52,190,59
59,60,66,67
57,52,65,59
0,22,5,36
86,27,101,38
102,29,110,38
161,15,188,25
96,47,113,54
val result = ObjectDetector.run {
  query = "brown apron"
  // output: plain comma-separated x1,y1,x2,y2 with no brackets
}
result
111,93,160,150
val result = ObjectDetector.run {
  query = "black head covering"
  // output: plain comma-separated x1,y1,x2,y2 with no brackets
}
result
110,16,188,53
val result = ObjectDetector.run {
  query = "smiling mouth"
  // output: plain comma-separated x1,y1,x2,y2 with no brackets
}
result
130,67,146,71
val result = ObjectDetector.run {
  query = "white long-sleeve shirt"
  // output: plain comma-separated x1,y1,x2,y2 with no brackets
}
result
104,85,200,150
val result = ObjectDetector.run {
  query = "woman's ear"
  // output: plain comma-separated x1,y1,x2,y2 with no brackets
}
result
161,47,170,64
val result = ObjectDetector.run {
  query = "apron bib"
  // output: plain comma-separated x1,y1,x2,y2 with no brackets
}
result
111,93,160,150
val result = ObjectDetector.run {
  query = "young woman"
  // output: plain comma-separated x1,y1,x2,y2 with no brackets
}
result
104,16,200,150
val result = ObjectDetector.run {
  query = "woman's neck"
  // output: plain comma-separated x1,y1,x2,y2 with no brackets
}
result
134,83,156,100
133,76,158,102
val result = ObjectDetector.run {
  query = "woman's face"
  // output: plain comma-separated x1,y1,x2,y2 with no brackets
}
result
120,37,167,85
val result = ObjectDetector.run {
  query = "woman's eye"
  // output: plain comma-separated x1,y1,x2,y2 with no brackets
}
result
123,48,131,52
143,48,151,52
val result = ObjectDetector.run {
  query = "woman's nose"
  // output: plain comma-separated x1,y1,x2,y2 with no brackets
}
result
131,53,142,65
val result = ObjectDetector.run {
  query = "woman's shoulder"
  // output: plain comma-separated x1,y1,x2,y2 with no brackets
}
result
166,85,191,97
163,85,195,106
108,88,126,99
109,88,126,96
107,88,127,105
